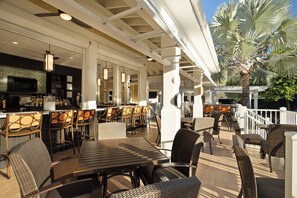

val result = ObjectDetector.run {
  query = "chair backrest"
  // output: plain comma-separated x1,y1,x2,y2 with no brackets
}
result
171,128,203,176
232,118,242,136
98,122,127,140
9,138,53,198
48,109,74,130
193,117,214,133
75,109,95,127
6,112,43,136
213,113,224,135
233,139,257,198
266,124,297,157
110,176,201,198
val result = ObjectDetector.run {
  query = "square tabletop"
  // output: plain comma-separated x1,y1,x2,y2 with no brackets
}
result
74,137,169,176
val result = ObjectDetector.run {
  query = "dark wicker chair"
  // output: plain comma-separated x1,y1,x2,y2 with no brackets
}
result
233,135,284,198
212,113,224,144
232,117,264,156
261,124,297,172
139,128,203,185
9,138,99,198
110,176,201,198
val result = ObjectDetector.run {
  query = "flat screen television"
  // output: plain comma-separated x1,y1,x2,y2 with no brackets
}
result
7,76,37,92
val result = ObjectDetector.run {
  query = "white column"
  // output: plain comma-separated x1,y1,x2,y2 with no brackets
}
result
193,72,203,118
82,40,97,109
113,65,121,105
124,75,130,104
253,92,258,109
285,132,297,198
161,36,181,143
138,65,148,106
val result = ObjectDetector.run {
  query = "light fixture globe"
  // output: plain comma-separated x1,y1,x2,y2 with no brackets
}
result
60,12,72,21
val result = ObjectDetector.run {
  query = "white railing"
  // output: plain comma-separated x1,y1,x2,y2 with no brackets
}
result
235,105,297,139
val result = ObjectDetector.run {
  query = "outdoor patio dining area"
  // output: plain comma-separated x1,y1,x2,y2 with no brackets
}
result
0,118,284,198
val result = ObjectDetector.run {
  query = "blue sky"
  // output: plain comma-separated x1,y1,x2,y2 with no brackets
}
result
201,0,297,22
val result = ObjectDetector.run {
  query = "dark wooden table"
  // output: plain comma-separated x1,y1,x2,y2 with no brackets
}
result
74,137,169,197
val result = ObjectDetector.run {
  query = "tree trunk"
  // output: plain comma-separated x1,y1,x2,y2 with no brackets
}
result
241,72,250,108
286,100,291,110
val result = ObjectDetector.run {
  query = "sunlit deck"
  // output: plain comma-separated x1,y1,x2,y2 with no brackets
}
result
0,121,284,198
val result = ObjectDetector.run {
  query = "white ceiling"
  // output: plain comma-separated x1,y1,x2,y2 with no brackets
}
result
0,0,219,89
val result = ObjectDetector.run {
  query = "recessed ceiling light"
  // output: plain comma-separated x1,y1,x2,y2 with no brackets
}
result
70,56,74,59
12,41,18,45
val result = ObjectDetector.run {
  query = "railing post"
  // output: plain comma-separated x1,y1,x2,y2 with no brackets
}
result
285,132,297,198
238,105,247,134
280,107,287,124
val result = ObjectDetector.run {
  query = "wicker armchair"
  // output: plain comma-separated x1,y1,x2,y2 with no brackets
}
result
139,128,203,185
212,113,224,144
110,176,201,198
233,135,284,198
9,138,99,198
261,124,297,172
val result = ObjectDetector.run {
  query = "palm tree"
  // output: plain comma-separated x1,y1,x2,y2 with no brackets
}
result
210,0,297,108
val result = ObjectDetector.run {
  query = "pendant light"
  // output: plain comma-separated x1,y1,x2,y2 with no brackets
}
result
44,44,54,72
103,61,109,80
121,67,126,83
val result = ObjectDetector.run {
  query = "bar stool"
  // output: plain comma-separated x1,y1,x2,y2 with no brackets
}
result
141,105,149,127
46,110,75,161
74,109,95,151
132,106,142,129
0,111,43,178
98,107,113,123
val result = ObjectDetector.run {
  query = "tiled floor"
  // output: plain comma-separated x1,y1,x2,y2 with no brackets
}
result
0,121,284,198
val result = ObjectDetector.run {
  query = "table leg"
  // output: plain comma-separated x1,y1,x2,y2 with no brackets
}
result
102,172,108,198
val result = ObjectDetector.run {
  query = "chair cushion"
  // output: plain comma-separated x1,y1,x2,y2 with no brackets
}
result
256,177,284,198
242,134,263,145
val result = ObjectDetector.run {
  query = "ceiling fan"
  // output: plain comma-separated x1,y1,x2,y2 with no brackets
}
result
34,10,92,29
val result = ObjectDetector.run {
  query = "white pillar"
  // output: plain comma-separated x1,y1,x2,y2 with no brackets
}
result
124,75,130,104
249,93,252,109
82,40,97,109
113,65,121,105
253,92,258,109
161,36,181,143
285,132,297,198
280,107,287,124
193,72,203,118
138,65,147,106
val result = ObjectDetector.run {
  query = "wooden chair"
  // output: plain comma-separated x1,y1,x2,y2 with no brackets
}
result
261,124,297,172
233,135,284,198
98,107,113,123
193,117,215,154
139,128,203,185
46,110,75,161
131,106,142,129
0,111,42,179
141,105,149,127
110,176,201,198
9,138,99,198
74,109,95,151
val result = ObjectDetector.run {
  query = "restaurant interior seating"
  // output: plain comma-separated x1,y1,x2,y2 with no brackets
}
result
110,176,201,198
131,106,142,129
0,111,43,179
98,107,113,123
232,135,284,198
193,117,215,154
74,109,95,151
261,124,297,172
46,110,76,161
139,128,203,185
9,138,99,198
